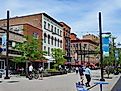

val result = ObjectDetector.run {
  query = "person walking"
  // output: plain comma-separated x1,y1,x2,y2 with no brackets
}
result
84,65,91,87
78,65,84,85
28,63,33,80
75,67,78,74
38,66,44,80
29,64,33,75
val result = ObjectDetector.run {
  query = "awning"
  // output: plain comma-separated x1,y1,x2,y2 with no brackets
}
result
43,55,55,63
31,60,47,63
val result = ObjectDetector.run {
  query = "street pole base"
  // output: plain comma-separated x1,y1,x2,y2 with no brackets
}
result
100,78,105,81
4,76,10,79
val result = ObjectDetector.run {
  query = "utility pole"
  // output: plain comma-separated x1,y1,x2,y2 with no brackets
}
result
99,12,105,81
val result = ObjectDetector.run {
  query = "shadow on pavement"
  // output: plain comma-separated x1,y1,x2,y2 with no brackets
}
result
111,76,121,91
92,78,100,81
6,81,19,83
104,77,113,79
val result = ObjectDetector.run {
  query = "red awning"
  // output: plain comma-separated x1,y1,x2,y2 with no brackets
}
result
32,60,47,63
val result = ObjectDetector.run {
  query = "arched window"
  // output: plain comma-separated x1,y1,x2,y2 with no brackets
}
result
51,36,53,45
44,33,47,43
48,34,50,44
60,40,62,48
58,39,59,47
55,37,56,46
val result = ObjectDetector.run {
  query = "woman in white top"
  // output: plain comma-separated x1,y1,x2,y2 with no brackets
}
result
84,65,91,87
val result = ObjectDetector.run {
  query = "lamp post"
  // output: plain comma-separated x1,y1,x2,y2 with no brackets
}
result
4,10,10,79
99,12,105,81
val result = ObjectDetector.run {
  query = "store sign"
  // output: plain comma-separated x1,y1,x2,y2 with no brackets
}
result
2,33,6,50
102,34,110,57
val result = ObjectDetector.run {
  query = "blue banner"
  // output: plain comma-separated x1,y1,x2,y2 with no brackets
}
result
102,35,110,57
2,33,6,50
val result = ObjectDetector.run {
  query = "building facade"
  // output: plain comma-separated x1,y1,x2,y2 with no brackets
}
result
42,14,63,57
60,22,71,62
0,23,42,70
70,33,99,65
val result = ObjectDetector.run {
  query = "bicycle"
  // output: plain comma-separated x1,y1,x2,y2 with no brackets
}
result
28,69,39,80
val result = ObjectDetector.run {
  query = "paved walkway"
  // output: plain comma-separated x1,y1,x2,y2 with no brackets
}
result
0,70,120,91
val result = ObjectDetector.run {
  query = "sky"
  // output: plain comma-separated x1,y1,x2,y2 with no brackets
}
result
0,0,121,44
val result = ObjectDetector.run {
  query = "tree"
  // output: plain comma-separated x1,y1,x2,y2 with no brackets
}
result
51,48,66,69
13,35,47,75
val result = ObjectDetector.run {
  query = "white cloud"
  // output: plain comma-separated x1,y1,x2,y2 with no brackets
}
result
0,0,121,43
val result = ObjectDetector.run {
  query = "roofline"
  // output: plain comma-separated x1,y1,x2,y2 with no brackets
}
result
9,23,42,31
0,12,63,27
71,33,77,36
71,39,99,45
59,22,71,29
0,13,42,21
42,13,63,27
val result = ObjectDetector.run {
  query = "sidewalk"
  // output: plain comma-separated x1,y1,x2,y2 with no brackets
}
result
82,70,120,91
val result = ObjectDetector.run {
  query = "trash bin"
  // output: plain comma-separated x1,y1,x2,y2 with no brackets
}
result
0,73,2,78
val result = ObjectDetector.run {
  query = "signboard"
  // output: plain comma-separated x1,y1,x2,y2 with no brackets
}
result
2,33,6,50
102,34,110,57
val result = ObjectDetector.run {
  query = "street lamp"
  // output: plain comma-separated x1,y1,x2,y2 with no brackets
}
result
99,12,112,81
4,11,10,79
99,12,105,81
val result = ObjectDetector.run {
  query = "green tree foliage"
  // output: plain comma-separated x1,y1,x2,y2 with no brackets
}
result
51,48,66,67
13,35,47,63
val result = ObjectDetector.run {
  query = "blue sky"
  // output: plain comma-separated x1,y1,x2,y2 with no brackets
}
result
0,0,121,44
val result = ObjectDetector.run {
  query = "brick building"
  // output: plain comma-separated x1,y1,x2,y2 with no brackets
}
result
0,23,42,70
60,22,71,62
0,13,71,69
70,33,99,66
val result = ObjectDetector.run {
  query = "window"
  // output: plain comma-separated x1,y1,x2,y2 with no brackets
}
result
48,47,50,56
48,35,50,44
60,40,62,48
44,46,46,51
44,33,46,43
51,25,53,32
58,39,59,47
60,30,62,36
33,32,39,39
44,21,46,29
55,37,56,46
48,23,50,30
57,29,59,35
54,27,56,33
51,36,53,45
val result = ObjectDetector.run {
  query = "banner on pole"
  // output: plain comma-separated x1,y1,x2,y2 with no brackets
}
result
2,33,6,50
102,34,110,57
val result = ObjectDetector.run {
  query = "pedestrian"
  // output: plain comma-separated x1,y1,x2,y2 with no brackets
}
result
78,65,84,85
75,67,78,74
84,65,91,87
28,63,33,77
38,66,44,80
